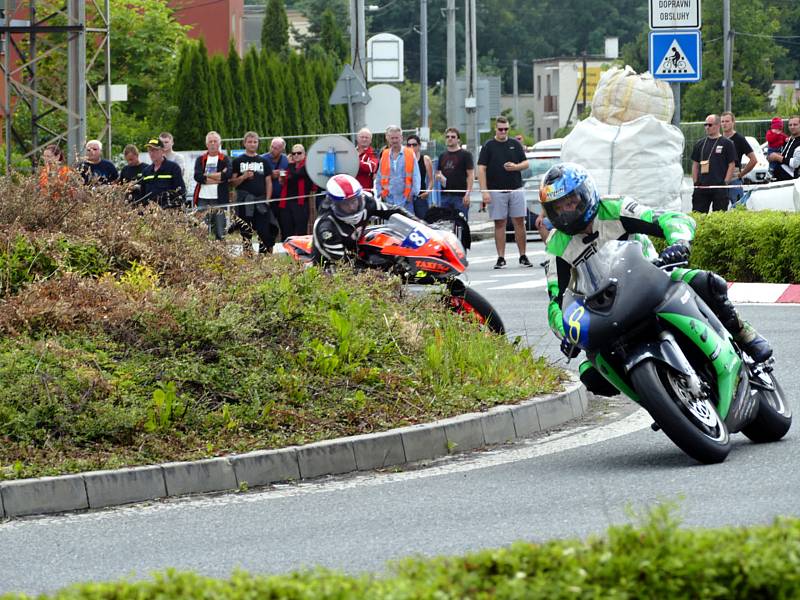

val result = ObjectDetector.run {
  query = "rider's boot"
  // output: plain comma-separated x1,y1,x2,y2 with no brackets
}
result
732,320,773,363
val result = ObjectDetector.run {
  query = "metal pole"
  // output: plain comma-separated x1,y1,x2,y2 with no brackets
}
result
582,52,587,113
349,0,366,133
469,0,478,157
512,59,519,130
104,0,111,155
4,1,13,171
445,0,455,128
420,0,428,137
671,82,681,127
67,0,86,165
723,0,731,112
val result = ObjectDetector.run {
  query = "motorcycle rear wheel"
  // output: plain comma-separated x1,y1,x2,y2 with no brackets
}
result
741,370,792,443
446,284,506,335
630,360,731,464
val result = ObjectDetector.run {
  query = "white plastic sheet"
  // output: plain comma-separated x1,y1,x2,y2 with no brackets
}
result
561,115,684,211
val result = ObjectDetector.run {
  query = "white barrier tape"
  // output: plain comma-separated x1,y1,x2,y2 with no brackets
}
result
693,179,797,191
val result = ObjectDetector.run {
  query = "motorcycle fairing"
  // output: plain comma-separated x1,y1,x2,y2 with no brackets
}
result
655,284,742,420
283,235,313,261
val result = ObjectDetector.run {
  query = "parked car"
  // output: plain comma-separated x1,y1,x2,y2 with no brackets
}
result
741,136,770,184
506,139,563,240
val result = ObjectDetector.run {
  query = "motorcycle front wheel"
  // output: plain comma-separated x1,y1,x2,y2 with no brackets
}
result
741,369,792,443
630,360,731,464
445,283,506,335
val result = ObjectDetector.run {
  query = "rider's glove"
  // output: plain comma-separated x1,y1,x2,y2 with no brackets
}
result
560,336,581,359
658,242,691,265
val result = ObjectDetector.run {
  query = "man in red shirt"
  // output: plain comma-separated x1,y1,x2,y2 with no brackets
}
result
355,127,378,192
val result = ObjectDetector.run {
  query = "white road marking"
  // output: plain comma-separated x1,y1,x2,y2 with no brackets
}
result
0,409,651,528
488,278,547,290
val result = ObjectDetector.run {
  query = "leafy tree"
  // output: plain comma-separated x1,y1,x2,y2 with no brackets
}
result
173,41,213,148
681,0,783,120
262,0,290,55
294,0,348,54
317,8,349,64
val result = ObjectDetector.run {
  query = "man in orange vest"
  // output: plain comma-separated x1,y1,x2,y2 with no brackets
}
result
374,124,420,213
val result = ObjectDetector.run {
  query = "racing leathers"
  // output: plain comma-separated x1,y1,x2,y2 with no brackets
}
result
311,193,413,265
544,197,770,396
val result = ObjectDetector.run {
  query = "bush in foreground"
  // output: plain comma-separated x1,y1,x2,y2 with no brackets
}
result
4,507,800,598
0,177,563,479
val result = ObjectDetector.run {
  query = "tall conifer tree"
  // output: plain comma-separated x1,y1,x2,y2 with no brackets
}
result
261,0,289,56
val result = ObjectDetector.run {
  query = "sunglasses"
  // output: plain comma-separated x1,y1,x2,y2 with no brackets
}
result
496,127,509,131
406,142,419,146
445,135,458,139
291,151,304,155
704,123,714,127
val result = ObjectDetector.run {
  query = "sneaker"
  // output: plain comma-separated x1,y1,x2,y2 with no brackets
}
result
493,257,506,269
519,254,533,267
734,322,773,363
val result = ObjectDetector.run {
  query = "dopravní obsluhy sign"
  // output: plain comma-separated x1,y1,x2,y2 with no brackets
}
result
649,0,701,30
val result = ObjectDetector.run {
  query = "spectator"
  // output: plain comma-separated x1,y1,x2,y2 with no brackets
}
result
765,117,787,178
767,115,800,182
720,111,756,207
355,127,378,192
119,144,146,204
436,127,474,220
140,138,185,209
193,131,231,239
690,114,735,213
38,144,71,198
374,124,420,212
406,133,433,220
262,137,289,239
79,139,118,185
159,131,189,189
477,116,532,269
279,143,317,238
230,131,278,254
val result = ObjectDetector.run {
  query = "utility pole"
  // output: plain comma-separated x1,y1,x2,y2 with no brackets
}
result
464,0,478,158
420,0,428,138
349,0,367,134
512,59,519,130
445,0,456,127
581,52,587,113
722,0,732,112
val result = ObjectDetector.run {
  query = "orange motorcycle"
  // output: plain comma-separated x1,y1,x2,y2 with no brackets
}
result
283,213,505,334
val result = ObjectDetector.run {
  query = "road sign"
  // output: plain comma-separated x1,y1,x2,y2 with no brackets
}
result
649,0,701,29
649,30,702,82
329,64,371,106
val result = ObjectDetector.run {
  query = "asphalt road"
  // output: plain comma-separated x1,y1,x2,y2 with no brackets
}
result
1,236,798,596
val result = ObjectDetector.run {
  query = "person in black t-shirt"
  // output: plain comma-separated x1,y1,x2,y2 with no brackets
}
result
79,139,118,185
436,127,474,219
477,116,533,269
690,114,735,213
721,111,757,207
230,131,277,254
119,144,146,204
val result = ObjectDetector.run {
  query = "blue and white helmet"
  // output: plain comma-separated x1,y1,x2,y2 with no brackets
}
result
539,162,600,235
326,174,366,225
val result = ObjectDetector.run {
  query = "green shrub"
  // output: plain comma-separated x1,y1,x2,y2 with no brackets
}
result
6,508,800,599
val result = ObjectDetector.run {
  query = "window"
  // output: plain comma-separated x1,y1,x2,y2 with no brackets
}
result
546,74,551,96
536,75,541,100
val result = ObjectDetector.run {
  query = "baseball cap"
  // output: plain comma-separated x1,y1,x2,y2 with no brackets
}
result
771,117,783,129
144,138,164,149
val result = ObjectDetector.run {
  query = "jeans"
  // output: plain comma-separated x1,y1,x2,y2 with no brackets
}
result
413,195,429,220
439,192,469,221
727,177,743,207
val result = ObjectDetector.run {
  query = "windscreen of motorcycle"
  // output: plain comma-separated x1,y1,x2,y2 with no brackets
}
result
569,240,635,297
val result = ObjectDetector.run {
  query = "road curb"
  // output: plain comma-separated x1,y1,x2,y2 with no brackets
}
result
0,377,586,519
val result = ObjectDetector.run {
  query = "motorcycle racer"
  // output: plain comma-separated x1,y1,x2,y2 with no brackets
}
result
539,162,772,396
311,173,415,264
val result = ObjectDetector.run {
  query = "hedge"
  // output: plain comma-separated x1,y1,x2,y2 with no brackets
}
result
5,507,800,599
689,209,800,283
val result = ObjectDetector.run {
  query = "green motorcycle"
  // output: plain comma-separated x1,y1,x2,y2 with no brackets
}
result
562,240,792,464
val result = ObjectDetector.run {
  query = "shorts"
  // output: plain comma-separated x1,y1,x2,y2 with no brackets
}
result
488,188,526,221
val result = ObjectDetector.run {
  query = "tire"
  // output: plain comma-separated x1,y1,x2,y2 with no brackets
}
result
446,284,506,335
630,360,731,464
741,370,792,443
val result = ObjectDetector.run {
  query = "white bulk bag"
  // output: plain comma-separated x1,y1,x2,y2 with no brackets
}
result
591,65,674,125
560,115,684,211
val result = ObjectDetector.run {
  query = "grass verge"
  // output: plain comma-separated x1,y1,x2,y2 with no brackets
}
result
0,176,564,479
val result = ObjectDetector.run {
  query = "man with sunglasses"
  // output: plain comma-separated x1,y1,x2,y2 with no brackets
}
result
690,114,736,213
477,115,532,269
436,127,474,220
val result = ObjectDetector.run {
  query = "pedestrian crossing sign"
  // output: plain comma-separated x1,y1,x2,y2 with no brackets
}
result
649,30,702,82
